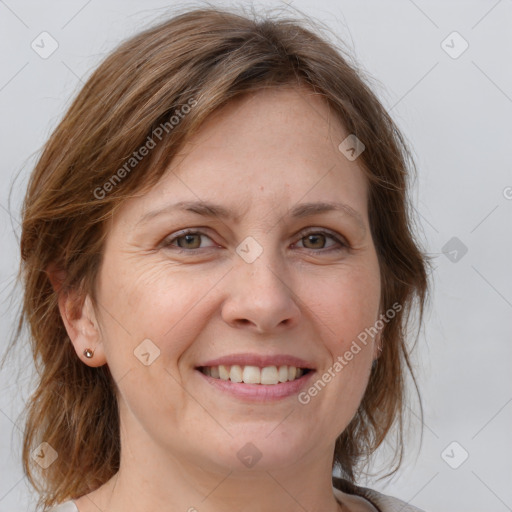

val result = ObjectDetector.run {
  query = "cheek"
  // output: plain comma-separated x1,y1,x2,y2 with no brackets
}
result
94,259,210,426
308,261,381,349
302,261,380,405
96,255,221,375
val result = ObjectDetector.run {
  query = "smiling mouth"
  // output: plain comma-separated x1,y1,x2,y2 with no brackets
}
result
197,364,312,385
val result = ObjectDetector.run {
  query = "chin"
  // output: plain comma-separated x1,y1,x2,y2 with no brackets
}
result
213,430,310,472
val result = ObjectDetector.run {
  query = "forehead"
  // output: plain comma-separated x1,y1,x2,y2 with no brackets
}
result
184,85,348,160
110,85,369,229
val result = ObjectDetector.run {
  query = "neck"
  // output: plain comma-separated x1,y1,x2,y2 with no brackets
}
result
77,416,343,512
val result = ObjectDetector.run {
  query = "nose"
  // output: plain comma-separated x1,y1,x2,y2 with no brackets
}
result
221,249,301,334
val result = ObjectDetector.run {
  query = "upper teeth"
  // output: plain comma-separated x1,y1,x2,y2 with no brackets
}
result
201,365,306,385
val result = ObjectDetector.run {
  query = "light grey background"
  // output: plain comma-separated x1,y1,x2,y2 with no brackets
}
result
1,1,511,511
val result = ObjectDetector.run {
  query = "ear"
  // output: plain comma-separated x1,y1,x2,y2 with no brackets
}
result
373,303,383,363
47,264,107,368
372,309,384,361
372,333,383,361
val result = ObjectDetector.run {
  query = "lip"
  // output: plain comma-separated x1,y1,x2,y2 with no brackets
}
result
196,353,315,370
196,367,316,402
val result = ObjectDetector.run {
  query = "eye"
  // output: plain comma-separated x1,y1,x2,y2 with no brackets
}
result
162,230,217,250
295,230,347,251
161,228,348,253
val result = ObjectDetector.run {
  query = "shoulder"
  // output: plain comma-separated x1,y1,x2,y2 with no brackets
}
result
356,487,427,512
333,477,427,512
47,501,79,512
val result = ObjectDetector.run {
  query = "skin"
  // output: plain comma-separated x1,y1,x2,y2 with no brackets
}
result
57,86,382,512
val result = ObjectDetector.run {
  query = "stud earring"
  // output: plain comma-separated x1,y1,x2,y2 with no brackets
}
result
83,348,94,359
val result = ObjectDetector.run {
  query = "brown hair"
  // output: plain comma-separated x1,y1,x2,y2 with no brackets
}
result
10,3,431,508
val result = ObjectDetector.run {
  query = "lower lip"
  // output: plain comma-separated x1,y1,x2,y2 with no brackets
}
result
195,369,316,402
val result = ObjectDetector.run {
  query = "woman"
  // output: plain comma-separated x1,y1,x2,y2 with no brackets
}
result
17,5,430,511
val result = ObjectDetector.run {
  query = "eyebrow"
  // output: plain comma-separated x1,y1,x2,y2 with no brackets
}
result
137,200,366,232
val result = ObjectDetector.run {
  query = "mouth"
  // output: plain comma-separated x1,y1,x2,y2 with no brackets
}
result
196,364,313,385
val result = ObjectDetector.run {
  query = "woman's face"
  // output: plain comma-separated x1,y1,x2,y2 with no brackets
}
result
87,86,381,473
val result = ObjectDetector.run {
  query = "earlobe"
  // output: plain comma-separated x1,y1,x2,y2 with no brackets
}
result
373,342,383,361
372,332,383,362
54,283,107,368
372,305,385,362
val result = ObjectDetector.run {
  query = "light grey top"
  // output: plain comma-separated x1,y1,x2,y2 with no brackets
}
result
48,485,426,512
338,486,426,511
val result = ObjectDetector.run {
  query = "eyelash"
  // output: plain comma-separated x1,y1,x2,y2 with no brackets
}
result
162,228,349,253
